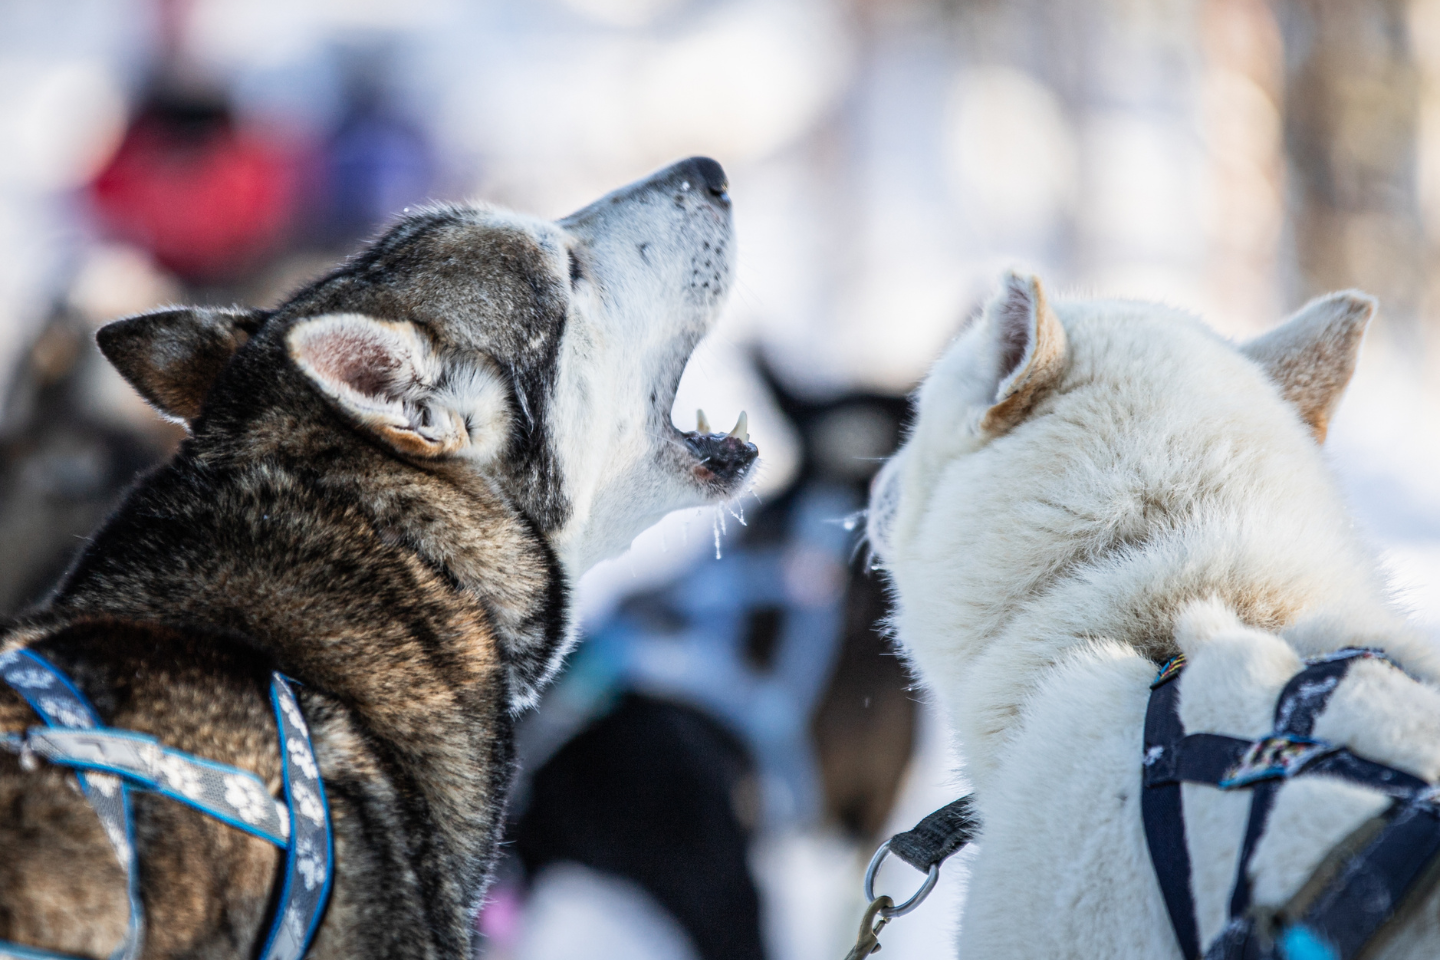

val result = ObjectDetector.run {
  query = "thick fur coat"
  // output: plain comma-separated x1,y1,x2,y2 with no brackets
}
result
0,158,756,959
867,273,1440,958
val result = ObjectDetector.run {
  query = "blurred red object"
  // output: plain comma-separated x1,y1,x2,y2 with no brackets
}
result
91,97,300,282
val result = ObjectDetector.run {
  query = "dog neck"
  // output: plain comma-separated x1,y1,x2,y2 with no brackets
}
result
892,442,1426,795
18,442,552,943
44,437,568,717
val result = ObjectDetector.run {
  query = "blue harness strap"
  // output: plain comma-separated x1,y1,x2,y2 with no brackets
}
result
1142,648,1440,960
259,675,333,960
0,649,333,960
0,649,142,960
11,727,291,847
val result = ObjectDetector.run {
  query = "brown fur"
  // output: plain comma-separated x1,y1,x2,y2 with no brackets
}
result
96,308,264,423
981,274,1068,435
1240,290,1375,443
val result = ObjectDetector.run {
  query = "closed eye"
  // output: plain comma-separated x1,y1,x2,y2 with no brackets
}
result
567,249,583,285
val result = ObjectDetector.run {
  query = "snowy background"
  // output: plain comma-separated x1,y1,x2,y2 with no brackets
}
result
2,0,1439,957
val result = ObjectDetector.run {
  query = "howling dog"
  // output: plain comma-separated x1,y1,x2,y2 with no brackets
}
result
0,158,756,959
868,273,1440,959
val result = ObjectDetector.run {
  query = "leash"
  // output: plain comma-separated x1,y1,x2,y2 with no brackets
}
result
1143,648,1440,960
0,648,333,960
842,795,978,959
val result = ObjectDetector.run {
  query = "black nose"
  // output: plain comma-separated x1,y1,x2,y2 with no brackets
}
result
683,156,729,205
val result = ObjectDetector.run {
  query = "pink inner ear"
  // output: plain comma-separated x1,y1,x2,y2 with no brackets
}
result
307,328,404,398
995,283,1034,381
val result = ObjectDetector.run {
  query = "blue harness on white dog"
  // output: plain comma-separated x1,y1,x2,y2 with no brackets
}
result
1142,647,1440,960
0,648,333,960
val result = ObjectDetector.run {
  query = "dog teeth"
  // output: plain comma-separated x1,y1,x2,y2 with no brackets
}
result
696,408,711,434
727,411,748,442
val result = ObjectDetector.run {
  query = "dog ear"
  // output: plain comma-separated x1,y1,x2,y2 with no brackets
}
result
96,306,268,423
980,271,1068,434
1240,291,1375,443
287,313,511,461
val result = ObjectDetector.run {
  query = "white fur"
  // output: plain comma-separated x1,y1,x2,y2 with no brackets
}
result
546,176,735,575
868,274,1440,958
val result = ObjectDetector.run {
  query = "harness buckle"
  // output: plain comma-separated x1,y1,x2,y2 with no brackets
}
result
1219,734,1339,790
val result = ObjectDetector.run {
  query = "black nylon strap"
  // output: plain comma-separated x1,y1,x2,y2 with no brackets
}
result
1200,919,1260,960
1142,647,1439,960
1144,732,1250,787
1299,751,1426,797
1228,656,1367,931
1147,735,1425,799
1293,801,1440,960
887,795,978,871
1143,664,1202,960
1225,782,1278,938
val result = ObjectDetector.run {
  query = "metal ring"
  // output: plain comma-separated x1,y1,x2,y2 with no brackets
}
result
863,840,940,918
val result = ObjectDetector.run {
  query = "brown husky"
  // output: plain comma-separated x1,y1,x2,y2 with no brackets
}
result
0,158,756,959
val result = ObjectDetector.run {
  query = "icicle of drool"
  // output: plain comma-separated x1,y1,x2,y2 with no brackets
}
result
725,501,746,526
712,508,723,559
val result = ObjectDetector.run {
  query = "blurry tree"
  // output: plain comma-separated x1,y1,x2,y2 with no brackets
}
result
1411,0,1440,351
1274,0,1424,340
1200,0,1286,332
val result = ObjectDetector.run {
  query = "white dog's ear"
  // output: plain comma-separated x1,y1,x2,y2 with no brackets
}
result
980,272,1068,434
96,306,267,423
1240,291,1375,443
288,313,511,461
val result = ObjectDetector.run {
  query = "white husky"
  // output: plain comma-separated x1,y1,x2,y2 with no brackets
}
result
867,272,1440,958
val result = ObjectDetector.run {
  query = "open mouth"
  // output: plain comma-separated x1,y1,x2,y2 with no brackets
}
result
674,406,758,494
606,155,754,498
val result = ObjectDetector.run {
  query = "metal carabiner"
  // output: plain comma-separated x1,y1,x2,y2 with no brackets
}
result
842,896,893,960
863,839,940,918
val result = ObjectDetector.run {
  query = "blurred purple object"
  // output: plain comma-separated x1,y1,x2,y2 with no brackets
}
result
318,91,436,242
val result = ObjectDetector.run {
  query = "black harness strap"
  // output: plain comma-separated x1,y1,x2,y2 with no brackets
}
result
1287,799,1440,959
1226,657,1359,936
888,795,978,871
1144,655,1201,959
1147,735,1426,802
1143,648,1440,960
